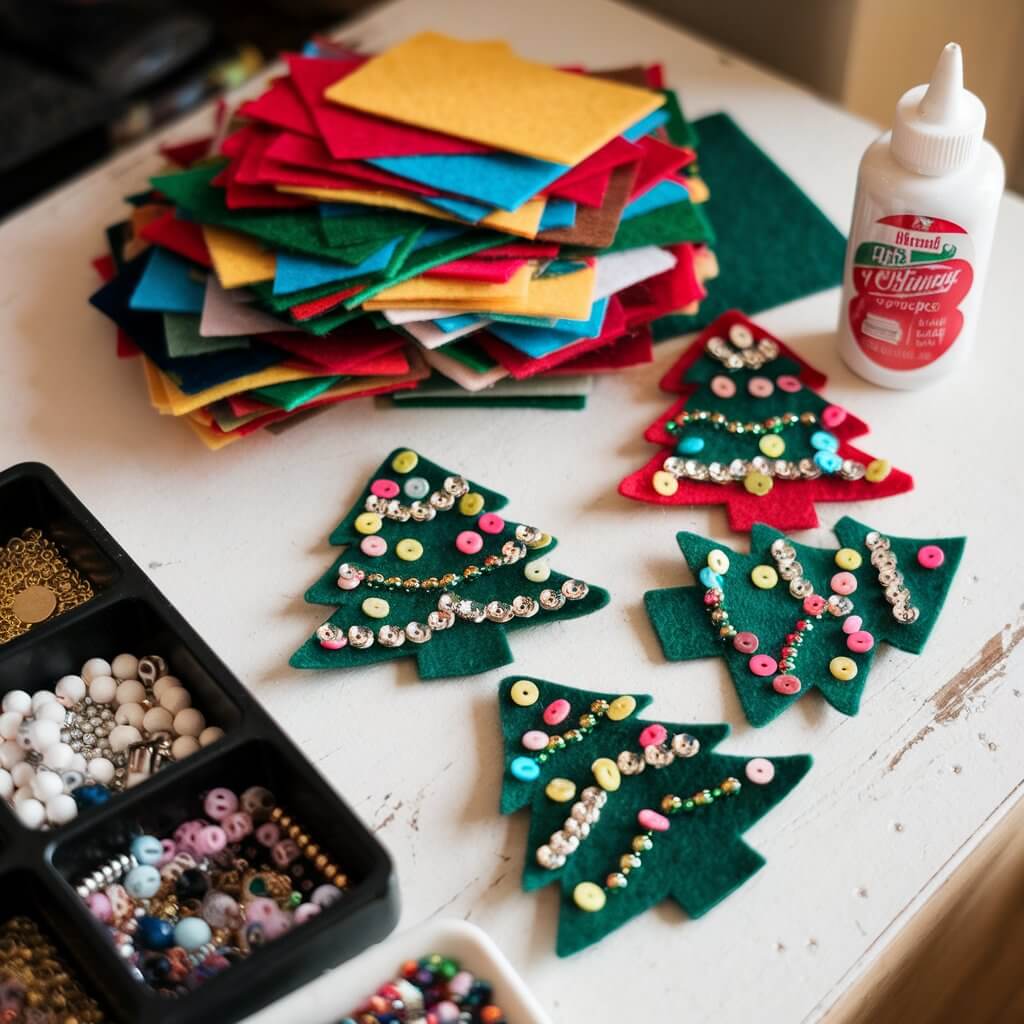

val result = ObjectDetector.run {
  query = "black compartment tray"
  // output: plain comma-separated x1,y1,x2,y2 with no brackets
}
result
0,462,399,1023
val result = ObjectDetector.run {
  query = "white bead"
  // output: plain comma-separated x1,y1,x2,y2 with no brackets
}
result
0,740,25,769
31,690,57,711
32,770,64,801
111,654,139,681
153,675,182,699
115,703,146,729
88,676,117,704
46,793,78,825
43,743,74,770
13,785,35,805
0,712,23,740
0,768,11,799
172,708,205,738
69,753,88,773
159,688,191,714
87,757,115,785
11,762,35,787
199,726,224,748
142,707,174,734
1,691,31,715
108,725,143,753
115,680,146,706
16,798,44,829
55,675,86,704
28,720,61,752
81,658,112,684
35,702,66,725
171,735,200,760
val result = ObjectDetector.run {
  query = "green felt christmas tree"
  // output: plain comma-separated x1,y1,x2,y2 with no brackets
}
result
645,517,965,727
291,448,609,680
499,675,811,956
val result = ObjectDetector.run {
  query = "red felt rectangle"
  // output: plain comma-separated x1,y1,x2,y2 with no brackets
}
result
544,135,641,192
477,242,560,259
423,258,528,283
213,156,314,210
543,167,610,208
138,211,212,267
287,55,491,160
262,330,410,373
630,136,696,199
238,77,318,138
288,286,363,322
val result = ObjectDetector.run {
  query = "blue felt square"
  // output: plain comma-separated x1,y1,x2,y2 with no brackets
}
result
622,108,671,141
621,179,690,221
488,297,610,357
539,198,577,230
129,247,206,314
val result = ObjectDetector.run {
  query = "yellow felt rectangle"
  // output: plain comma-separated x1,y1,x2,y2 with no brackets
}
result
371,264,532,304
186,413,245,450
142,358,172,413
277,185,546,239
322,32,664,165
152,362,315,416
202,225,276,288
365,265,596,320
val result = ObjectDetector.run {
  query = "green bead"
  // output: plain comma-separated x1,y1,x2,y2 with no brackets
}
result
439,958,458,979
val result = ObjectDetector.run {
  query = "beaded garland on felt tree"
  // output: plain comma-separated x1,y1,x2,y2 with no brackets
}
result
645,517,965,728
499,675,812,956
291,448,609,680
618,309,914,530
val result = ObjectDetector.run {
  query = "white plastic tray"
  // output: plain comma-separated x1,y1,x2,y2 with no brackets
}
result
242,918,554,1024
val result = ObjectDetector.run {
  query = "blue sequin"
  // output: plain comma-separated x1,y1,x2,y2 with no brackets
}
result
676,436,705,455
699,567,722,588
814,450,843,473
510,756,540,782
810,430,839,453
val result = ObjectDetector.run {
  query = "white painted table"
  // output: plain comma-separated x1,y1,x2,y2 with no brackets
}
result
2,1,1022,1021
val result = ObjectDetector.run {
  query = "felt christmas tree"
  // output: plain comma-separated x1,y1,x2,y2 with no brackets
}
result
619,310,914,530
645,517,965,727
291,448,609,679
498,675,811,956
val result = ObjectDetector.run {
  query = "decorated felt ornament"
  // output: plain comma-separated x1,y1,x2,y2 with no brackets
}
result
291,448,609,679
619,310,914,530
645,517,965,727
499,675,811,956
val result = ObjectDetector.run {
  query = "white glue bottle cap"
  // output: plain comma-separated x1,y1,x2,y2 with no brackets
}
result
891,42,986,176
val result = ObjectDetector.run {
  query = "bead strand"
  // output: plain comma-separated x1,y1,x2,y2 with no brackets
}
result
865,530,920,624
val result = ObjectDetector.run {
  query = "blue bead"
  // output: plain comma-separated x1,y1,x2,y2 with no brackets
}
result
124,865,161,899
174,916,212,951
510,756,540,782
131,835,164,866
814,450,843,473
71,784,111,809
136,915,175,950
699,567,722,588
676,436,705,455
810,430,839,453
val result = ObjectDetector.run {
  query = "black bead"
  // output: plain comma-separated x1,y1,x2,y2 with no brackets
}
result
175,867,209,900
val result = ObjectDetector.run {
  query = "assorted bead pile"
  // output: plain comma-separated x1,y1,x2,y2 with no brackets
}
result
75,784,348,995
0,654,223,830
0,915,105,1024
337,953,505,1024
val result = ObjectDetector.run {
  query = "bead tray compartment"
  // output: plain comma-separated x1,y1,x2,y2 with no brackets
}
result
0,462,400,1024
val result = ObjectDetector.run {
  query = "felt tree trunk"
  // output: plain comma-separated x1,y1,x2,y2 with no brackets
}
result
619,310,914,530
291,448,609,680
645,517,965,727
498,675,811,955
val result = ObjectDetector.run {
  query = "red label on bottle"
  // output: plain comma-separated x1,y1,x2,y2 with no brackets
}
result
848,214,973,370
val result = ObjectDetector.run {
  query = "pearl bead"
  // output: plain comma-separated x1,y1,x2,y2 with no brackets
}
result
159,688,191,714
142,707,174,734
109,725,143,753
69,753,88,772
115,703,145,729
80,659,112,684
0,769,10,799
55,675,86,704
0,711,23,740
28,719,61,752
31,690,57,711
46,793,78,825
87,757,115,785
42,743,74,770
152,675,181,699
1,691,31,715
88,676,117,704
173,708,205,738
115,680,146,705
35,702,66,725
171,735,200,760
198,726,224,748
32,770,64,801
0,740,25,769
16,798,45,828
111,653,139,680
11,762,35,787
12,785,34,805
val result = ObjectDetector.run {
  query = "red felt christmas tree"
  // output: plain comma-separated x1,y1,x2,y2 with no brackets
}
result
619,310,914,530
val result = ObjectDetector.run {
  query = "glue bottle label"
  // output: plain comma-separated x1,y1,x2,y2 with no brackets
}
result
847,214,974,370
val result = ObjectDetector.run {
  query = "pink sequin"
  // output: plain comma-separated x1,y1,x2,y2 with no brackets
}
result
776,375,802,393
803,594,826,615
521,729,549,751
360,536,387,557
543,699,570,726
637,809,670,832
830,571,858,595
455,530,483,554
917,544,945,569
745,757,775,784
772,674,802,695
478,513,505,534
638,723,668,748
842,615,863,635
710,375,737,399
732,631,759,654
847,630,875,654
821,404,848,428
370,479,399,498
749,654,778,677
747,376,774,398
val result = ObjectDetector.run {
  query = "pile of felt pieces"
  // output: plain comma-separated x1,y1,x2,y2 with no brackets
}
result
89,32,718,447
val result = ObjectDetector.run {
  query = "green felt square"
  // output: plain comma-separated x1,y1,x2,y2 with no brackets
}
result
660,88,699,150
645,517,965,727
652,113,846,340
497,675,811,955
603,199,715,254
290,449,609,679
250,375,342,411
163,313,250,357
434,340,497,373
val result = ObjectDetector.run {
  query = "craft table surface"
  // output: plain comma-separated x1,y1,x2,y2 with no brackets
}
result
1,1,1021,1021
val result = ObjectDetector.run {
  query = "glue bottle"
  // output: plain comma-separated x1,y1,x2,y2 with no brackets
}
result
838,42,1003,388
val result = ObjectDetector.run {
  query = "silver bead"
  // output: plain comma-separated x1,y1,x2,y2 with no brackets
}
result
443,475,468,497
347,625,374,649
430,491,455,510
672,733,701,758
535,844,565,870
617,750,646,775
455,599,486,623
511,595,538,618
644,742,675,768
410,501,435,522
515,524,543,546
427,609,454,631
485,601,514,623
405,622,432,644
560,579,589,601
548,832,579,856
538,589,566,611
316,622,344,644
377,625,406,648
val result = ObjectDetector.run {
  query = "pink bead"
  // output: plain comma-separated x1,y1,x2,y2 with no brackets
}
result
821,404,848,428
732,631,759,655
434,1001,461,1024
319,637,346,650
745,757,775,784
272,839,301,867
830,571,858,595
521,729,549,751
543,699,570,725
221,811,252,842
86,893,112,923
455,530,483,554
842,614,863,634
478,513,504,534
917,544,945,569
637,809,670,832
255,822,281,847
776,374,802,393
749,654,778,677
173,821,205,855
360,536,387,557
847,630,875,654
638,723,667,748
772,674,802,695
710,374,737,399
747,376,774,398
293,903,321,925
157,839,177,867
204,787,239,821
337,574,362,591
370,479,399,498
803,594,826,615
246,898,278,922
195,825,227,856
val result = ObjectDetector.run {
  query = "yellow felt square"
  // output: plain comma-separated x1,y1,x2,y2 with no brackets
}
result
322,32,664,165
186,412,246,449
371,264,532,304
202,225,276,288
277,186,547,239
142,358,172,413
151,361,315,416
